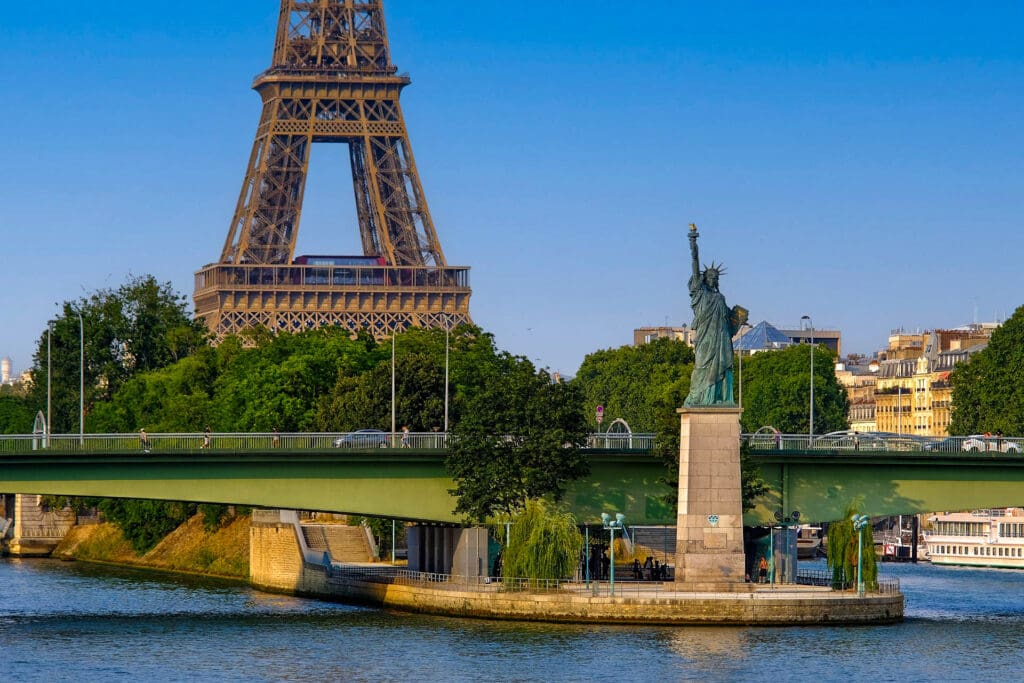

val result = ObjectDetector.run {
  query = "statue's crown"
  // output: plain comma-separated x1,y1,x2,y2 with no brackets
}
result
703,261,726,277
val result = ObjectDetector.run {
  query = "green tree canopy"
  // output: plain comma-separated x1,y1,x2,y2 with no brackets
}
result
949,305,1024,436
739,344,849,434
0,394,36,434
27,275,206,433
446,354,590,521
212,328,379,432
574,337,695,432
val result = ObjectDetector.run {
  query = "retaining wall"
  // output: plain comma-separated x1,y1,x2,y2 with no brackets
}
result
250,517,903,625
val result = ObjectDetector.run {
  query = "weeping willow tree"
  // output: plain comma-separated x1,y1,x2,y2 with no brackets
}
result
827,501,878,590
500,499,583,584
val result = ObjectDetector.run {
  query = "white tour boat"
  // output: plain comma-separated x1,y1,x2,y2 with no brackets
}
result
925,509,1024,569
797,525,823,559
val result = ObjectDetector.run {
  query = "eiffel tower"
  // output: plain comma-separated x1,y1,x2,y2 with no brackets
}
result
194,0,472,340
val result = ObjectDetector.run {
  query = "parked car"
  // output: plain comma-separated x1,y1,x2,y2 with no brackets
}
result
811,430,888,451
963,435,1021,454
923,437,961,452
332,429,388,448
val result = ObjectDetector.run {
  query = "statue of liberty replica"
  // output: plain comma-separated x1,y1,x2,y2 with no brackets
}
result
675,223,750,589
683,224,747,407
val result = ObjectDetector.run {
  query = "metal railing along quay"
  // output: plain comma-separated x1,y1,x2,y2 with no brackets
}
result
321,563,899,598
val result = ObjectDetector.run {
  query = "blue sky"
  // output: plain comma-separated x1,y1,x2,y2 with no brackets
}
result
1,2,1021,378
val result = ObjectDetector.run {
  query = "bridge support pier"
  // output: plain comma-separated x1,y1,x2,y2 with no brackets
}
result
674,406,749,591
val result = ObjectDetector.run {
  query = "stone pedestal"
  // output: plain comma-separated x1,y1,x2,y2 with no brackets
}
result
674,406,748,591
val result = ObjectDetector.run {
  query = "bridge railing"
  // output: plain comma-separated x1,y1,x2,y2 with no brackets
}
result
0,431,656,455
4,431,1022,456
744,432,1024,455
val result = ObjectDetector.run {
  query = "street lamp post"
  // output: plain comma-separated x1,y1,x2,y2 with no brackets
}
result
801,315,814,443
738,349,743,409
390,324,396,446
444,314,450,433
77,310,84,445
601,512,626,596
770,510,801,586
584,526,590,589
852,514,870,596
46,323,52,448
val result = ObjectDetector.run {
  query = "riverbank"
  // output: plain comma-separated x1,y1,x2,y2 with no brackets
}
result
53,513,250,580
46,514,903,625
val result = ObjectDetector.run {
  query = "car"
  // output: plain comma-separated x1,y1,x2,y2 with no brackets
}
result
923,437,961,452
332,429,388,448
810,430,887,451
963,435,1021,454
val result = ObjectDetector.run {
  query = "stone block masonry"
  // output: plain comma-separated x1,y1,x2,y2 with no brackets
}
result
675,407,747,590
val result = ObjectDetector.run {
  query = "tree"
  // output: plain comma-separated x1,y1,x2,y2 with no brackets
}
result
739,344,849,434
949,305,1024,435
575,339,774,511
27,275,206,433
827,501,878,590
501,499,583,583
0,393,36,434
89,346,220,432
316,352,446,432
574,337,695,432
446,354,590,521
212,328,380,432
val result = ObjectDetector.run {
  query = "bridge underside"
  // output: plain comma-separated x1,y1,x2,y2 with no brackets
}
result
748,452,1024,524
0,450,674,525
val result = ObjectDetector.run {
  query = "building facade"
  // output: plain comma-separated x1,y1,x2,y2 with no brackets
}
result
873,328,990,436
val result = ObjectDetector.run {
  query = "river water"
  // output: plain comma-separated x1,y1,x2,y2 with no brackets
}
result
3,558,1024,682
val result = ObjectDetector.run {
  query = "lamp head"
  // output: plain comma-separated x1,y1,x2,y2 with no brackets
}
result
615,513,625,525
601,513,610,525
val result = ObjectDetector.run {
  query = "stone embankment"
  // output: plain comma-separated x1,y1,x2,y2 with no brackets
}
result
251,512,904,626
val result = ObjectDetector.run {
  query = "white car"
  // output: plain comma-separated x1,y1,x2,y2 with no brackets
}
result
963,435,1021,453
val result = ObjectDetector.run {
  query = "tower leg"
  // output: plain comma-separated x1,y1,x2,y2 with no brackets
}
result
674,406,750,591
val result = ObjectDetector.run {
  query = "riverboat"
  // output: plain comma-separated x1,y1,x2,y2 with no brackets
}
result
797,525,823,559
925,509,1024,569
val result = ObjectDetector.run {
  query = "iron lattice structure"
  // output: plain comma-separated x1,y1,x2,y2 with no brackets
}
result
194,0,472,339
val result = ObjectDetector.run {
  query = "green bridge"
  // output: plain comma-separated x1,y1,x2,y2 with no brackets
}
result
2,433,1024,524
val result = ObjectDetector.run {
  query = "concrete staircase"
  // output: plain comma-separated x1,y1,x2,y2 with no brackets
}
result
301,524,374,563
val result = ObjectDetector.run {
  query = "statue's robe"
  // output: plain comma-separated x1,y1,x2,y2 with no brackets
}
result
684,273,738,406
